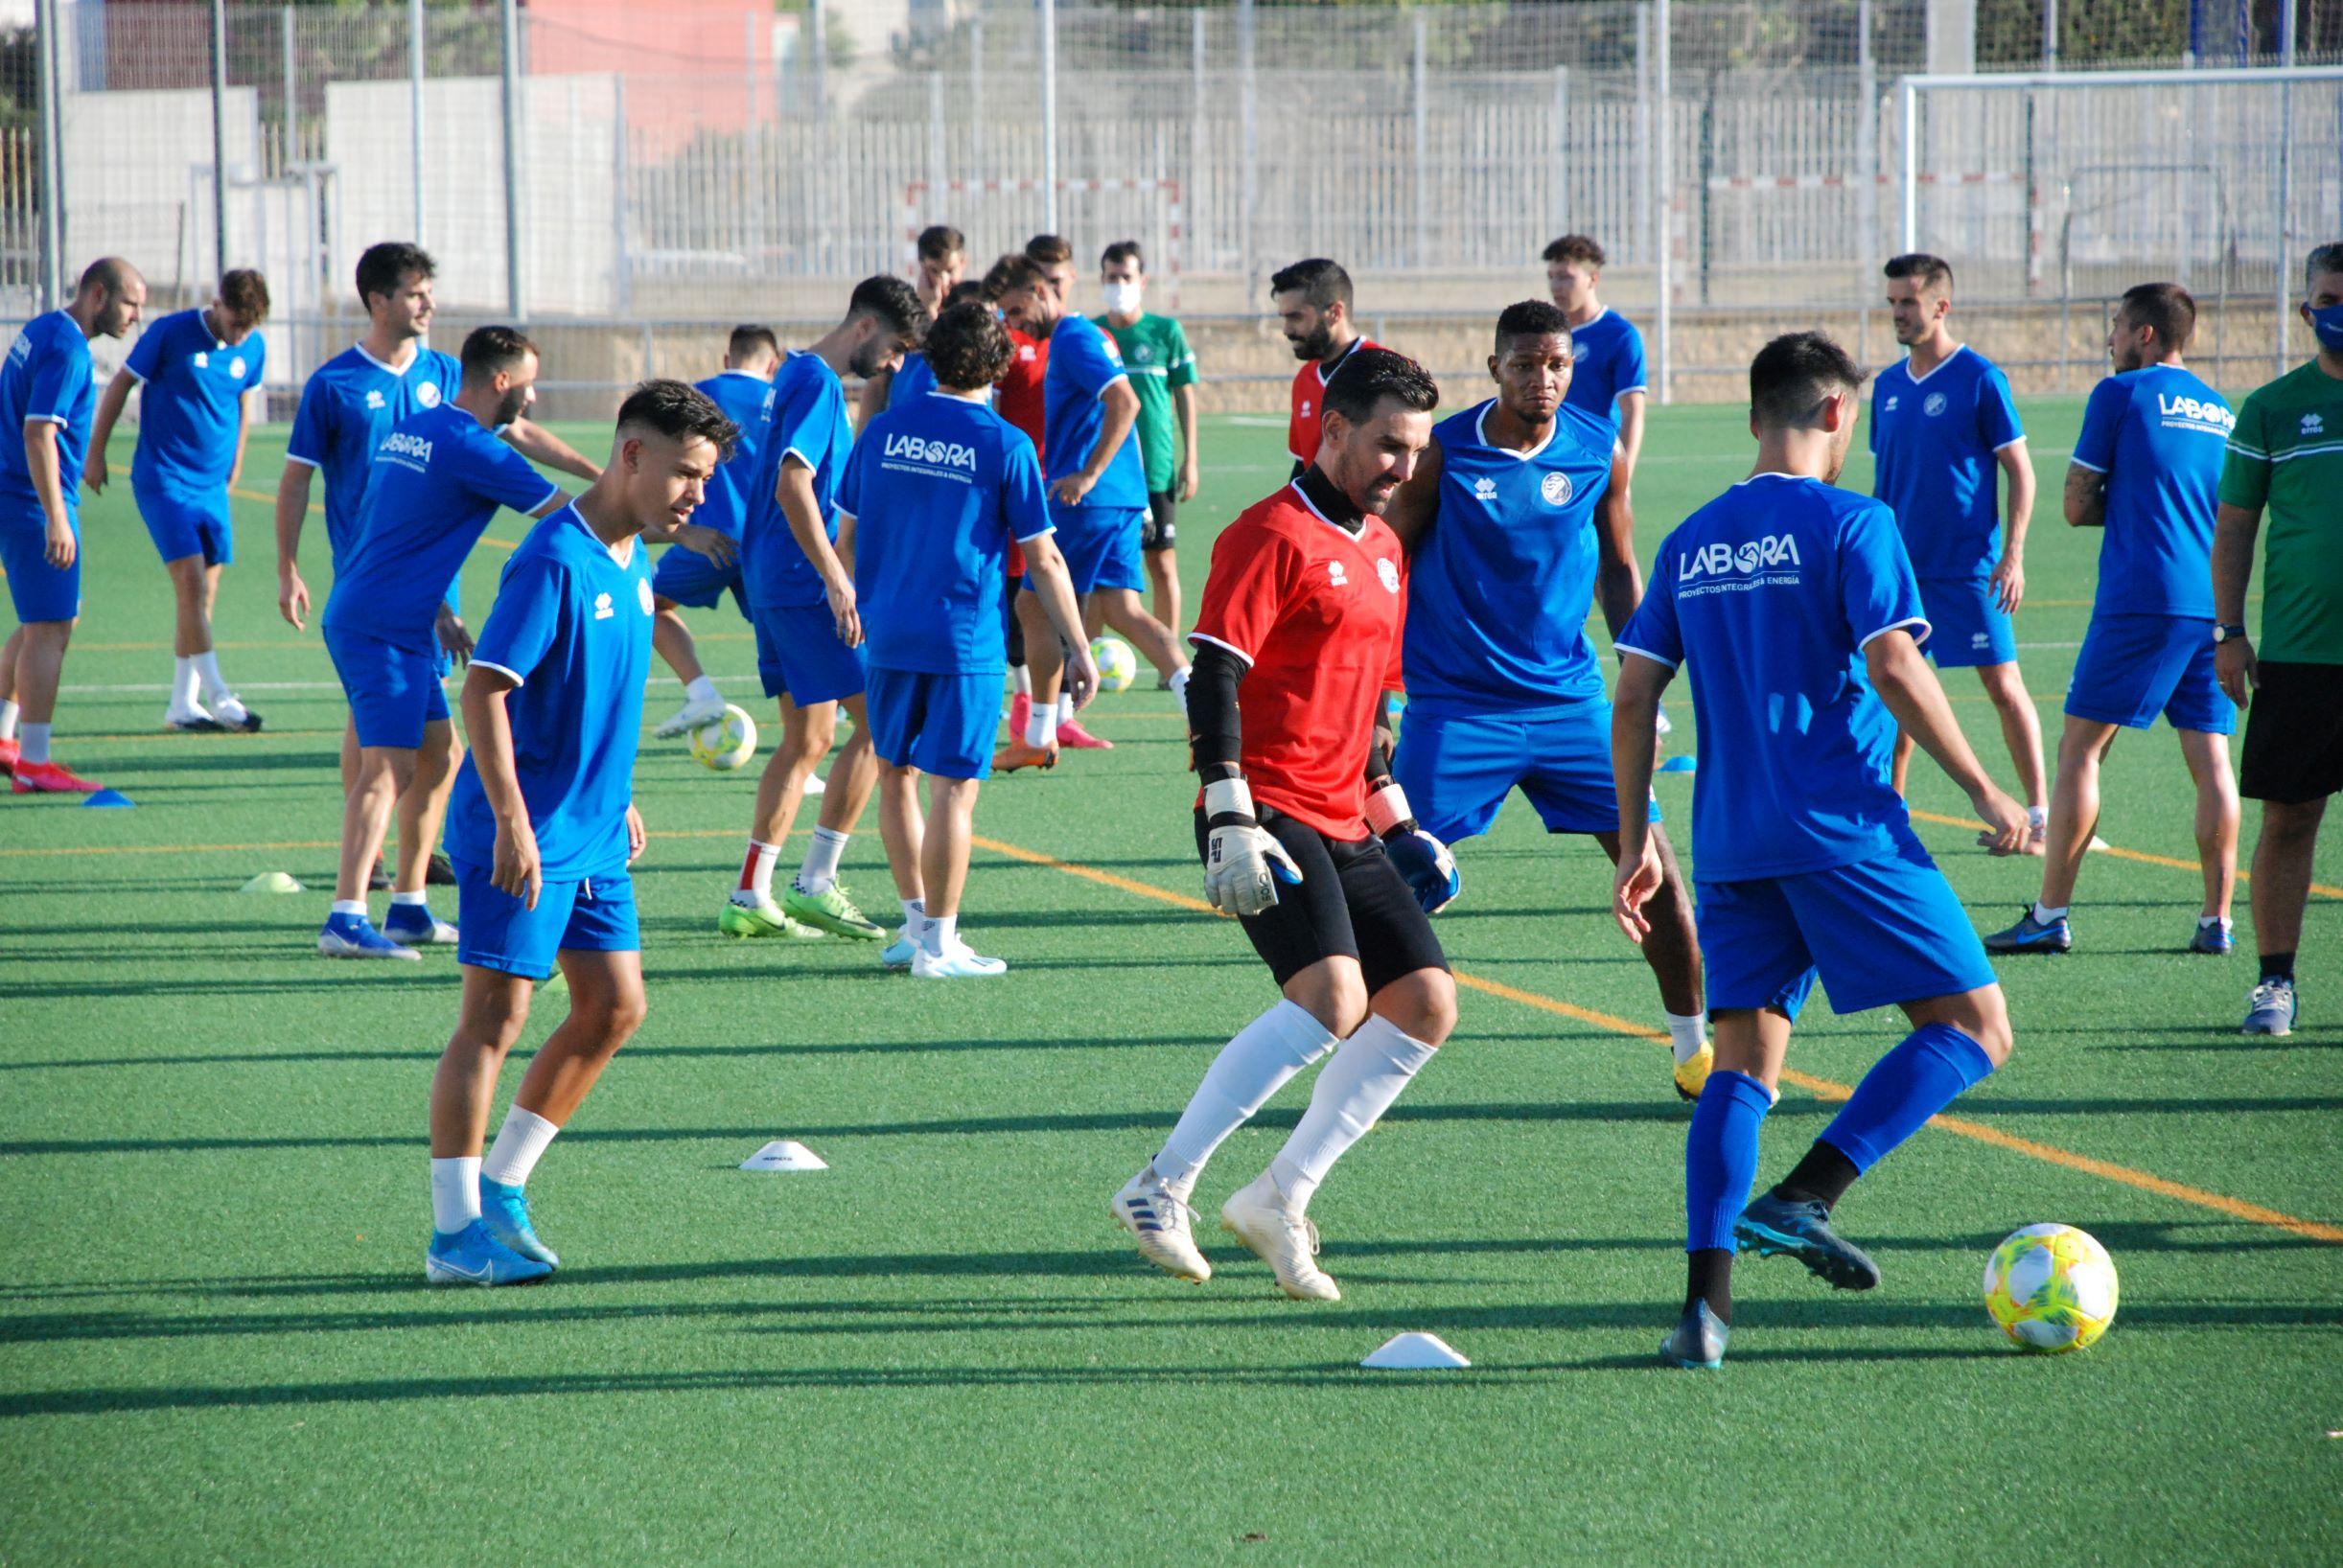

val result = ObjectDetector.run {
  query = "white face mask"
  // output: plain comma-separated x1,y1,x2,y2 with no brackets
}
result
1101,280,1143,316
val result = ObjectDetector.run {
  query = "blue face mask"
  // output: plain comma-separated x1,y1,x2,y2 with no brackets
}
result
2308,302,2343,351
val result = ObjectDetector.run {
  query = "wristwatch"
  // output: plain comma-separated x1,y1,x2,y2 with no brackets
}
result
2213,623,2250,644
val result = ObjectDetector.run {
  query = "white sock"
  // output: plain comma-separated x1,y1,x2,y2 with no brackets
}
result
1025,700,1057,749
2032,900,2069,924
430,1155,482,1235
1057,694,1081,727
1154,1001,1339,1192
1011,664,1032,696
1269,1016,1438,1210
19,722,50,766
172,657,203,713
797,825,849,895
921,911,958,957
0,699,17,741
2028,805,2048,829
1168,665,1191,702
735,839,780,905
481,1105,561,1188
899,897,930,941
1664,1010,1707,1067
193,648,226,700
331,898,367,917
685,674,720,706
2200,913,2230,929
390,890,429,908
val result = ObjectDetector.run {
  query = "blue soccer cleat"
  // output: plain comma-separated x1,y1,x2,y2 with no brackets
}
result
2190,919,2234,956
424,1218,553,1286
478,1176,558,1266
1733,1191,1881,1291
880,932,916,972
318,911,420,961
2241,979,2296,1037
382,904,459,947
1660,1300,1729,1369
1983,908,2071,955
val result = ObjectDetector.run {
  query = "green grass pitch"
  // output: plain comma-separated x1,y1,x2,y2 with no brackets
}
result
1,395,2336,1563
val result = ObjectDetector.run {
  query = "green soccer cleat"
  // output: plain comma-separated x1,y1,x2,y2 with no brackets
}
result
785,881,885,940
718,896,825,940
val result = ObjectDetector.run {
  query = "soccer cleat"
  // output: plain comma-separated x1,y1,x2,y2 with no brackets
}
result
2190,920,2234,957
1733,1191,1881,1291
1111,1165,1212,1281
165,705,226,732
1672,1041,1713,1102
653,690,730,739
786,881,884,940
803,772,825,798
1056,717,1113,749
0,736,15,775
317,911,421,960
426,851,456,887
910,940,1008,978
880,932,917,971
478,1175,559,1266
718,895,824,940
2241,979,2296,1037
383,905,459,946
10,759,104,794
368,857,391,891
206,692,262,731
1219,1168,1340,1301
425,1217,554,1286
1983,909,2073,955
1660,1301,1729,1369
991,737,1058,773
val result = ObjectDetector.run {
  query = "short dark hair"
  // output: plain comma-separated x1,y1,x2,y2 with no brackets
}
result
1749,331,1867,428
944,280,986,307
1496,298,1573,357
77,257,140,296
916,224,965,263
985,252,1047,299
1542,235,1606,269
2118,282,2195,353
2307,242,2343,288
220,267,270,319
1102,239,1145,271
1323,346,1439,427
356,241,434,311
1885,252,1955,293
727,324,779,362
847,274,927,341
616,378,739,461
460,325,536,381
925,300,1014,393
1024,233,1073,266
1269,257,1353,314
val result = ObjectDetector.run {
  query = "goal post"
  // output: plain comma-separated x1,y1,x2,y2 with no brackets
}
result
901,177,1183,311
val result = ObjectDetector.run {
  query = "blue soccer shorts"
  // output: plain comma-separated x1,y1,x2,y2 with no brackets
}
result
1916,577,2016,668
1696,825,1996,1020
752,599,866,706
323,622,451,749
1391,700,1659,842
651,540,748,615
1031,502,1145,596
0,506,79,622
866,665,999,779
133,476,233,567
453,859,638,981
2065,612,2234,735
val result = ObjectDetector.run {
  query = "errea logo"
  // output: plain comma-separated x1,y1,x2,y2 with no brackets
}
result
1884,394,1900,413
593,590,615,620
2305,412,2326,436
1299,399,1312,419
365,390,387,410
1680,533,1803,582
1472,476,1498,504
1327,560,1349,587
194,351,209,369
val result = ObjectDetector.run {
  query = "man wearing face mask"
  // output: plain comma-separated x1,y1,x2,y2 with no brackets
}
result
2213,242,2343,1037
1095,240,1199,643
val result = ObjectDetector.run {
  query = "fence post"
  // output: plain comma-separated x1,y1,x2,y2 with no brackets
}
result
927,70,945,218
1655,0,1671,404
210,0,228,284
613,73,630,314
1041,0,1058,232
278,5,293,173
1634,4,1651,268
408,0,424,242
2276,0,2297,377
1549,65,1567,230
2042,0,2057,69
1857,0,1876,367
500,0,524,320
1899,76,1917,251
1411,12,1427,270
970,15,986,187
1239,0,1257,298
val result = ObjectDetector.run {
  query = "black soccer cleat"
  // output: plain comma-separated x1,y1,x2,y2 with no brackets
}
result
1733,1191,1881,1291
427,851,456,887
1659,1301,1728,1369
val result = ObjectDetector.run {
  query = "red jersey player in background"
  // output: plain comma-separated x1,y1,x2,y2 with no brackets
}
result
1110,348,1461,1303
982,247,1052,740
1273,258,1379,477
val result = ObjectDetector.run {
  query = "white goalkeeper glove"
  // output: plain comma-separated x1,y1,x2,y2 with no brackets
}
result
1201,775,1303,917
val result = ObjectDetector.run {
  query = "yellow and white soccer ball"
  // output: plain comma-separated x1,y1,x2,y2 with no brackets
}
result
1090,634,1138,694
689,703,758,771
1983,1223,2119,1353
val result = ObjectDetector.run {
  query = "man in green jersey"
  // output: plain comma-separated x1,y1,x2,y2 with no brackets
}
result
1097,240,1199,644
2213,242,2343,1037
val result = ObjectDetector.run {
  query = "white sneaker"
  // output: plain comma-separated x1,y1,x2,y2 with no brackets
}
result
881,931,917,972
1111,1165,1211,1281
1219,1168,1339,1301
910,939,1007,979
803,772,826,798
206,690,260,730
653,691,730,739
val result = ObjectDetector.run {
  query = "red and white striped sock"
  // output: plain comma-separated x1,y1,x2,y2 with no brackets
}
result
735,839,779,904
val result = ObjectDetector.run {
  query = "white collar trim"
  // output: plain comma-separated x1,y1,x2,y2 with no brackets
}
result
1473,399,1556,462
1901,342,1968,385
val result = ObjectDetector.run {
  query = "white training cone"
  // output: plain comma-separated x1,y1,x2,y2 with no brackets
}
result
1360,1332,1470,1370
740,1140,828,1172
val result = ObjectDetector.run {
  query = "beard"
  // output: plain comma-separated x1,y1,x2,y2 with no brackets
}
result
1289,323,1335,362
849,339,893,380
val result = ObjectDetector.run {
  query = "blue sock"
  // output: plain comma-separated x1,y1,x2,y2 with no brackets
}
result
1820,1022,1996,1173
1685,1070,1774,1253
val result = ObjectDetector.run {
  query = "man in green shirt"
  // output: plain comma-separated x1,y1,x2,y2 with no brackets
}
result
1096,240,1199,647
2213,241,2343,1036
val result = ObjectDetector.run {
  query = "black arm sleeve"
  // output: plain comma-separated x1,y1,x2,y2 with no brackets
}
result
1185,643,1245,784
1365,730,1393,790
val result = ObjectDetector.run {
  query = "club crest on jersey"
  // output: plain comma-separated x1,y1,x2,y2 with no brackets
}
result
593,590,615,620
229,356,246,379
1680,533,1802,582
637,578,656,615
1472,476,1498,504
1922,392,1948,417
1376,557,1401,593
417,382,442,408
1541,471,1573,506
1327,560,1349,587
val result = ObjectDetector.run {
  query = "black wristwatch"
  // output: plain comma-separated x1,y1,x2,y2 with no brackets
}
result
2213,623,2250,645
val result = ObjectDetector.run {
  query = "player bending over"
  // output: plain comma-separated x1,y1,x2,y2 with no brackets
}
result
840,301,1096,976
86,266,268,731
423,378,738,1285
1112,349,1460,1302
1385,299,1710,1097
1274,258,1378,479
1612,333,2027,1369
1097,239,1199,645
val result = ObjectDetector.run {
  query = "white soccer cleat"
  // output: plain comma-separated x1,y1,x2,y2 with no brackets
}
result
1219,1168,1339,1301
1110,1165,1211,1281
653,691,731,739
910,940,1007,979
803,772,826,797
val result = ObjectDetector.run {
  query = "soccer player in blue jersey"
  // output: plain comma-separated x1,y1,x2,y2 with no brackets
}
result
840,301,1097,976
858,223,965,426
85,267,268,731
722,276,926,943
1543,236,1648,476
422,379,738,1285
1386,300,1709,1097
1612,333,2029,1369
0,257,145,796
1988,284,2239,957
1871,252,2049,843
989,251,1190,770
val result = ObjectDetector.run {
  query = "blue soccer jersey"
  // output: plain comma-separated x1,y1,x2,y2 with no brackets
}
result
1041,313,1148,510
320,404,559,652
124,308,264,497
446,503,655,883
0,311,95,519
740,350,850,610
2072,364,2234,620
286,343,463,560
1617,473,1928,881
839,391,1054,675
1403,399,1619,712
1561,309,1647,426
887,351,940,409
1869,345,2024,580
689,368,776,542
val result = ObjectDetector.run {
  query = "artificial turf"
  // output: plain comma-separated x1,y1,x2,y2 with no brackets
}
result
1,397,2336,1563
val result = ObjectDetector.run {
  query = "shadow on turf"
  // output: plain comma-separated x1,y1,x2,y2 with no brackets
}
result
0,1033,1239,1073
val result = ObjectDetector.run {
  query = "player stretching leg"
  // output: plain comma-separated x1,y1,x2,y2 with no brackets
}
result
1096,240,1200,647
1385,301,1710,1097
723,277,926,942
1612,334,2027,1369
424,380,737,1285
1872,253,2049,845
0,258,144,794
86,267,269,731
1113,350,1460,1301
1988,285,2239,957
842,302,1098,976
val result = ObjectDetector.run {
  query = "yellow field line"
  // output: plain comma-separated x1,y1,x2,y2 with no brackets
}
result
1906,806,2343,900
972,831,2343,1246
0,826,791,860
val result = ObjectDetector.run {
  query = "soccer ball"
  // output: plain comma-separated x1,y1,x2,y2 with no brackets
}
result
1983,1223,2119,1352
689,703,758,771
1090,635,1138,694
